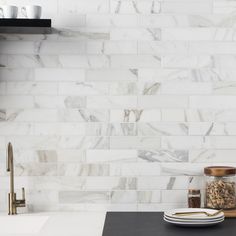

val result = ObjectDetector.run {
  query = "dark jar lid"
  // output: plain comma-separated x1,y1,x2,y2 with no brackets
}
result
188,189,201,195
204,166,236,177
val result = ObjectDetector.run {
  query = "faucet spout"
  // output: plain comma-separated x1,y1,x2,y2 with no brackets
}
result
6,142,26,215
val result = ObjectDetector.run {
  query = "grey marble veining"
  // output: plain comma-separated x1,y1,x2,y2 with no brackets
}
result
138,150,188,162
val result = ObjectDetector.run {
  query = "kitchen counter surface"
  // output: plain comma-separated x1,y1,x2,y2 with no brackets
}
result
0,212,106,236
102,212,236,236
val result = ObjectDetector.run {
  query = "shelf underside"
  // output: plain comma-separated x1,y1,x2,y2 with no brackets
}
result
0,19,51,34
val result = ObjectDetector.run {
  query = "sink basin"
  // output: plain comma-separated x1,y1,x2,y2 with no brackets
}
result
0,215,49,234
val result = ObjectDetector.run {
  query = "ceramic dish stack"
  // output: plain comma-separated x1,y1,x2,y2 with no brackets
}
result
164,208,225,227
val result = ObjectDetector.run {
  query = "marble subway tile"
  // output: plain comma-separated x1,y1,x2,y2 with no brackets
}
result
161,190,187,203
190,149,236,163
162,55,213,68
6,82,58,95
111,55,161,68
189,42,236,54
110,0,161,14
58,0,110,14
137,176,190,190
27,190,59,205
190,96,236,109
86,69,137,82
86,177,137,190
59,55,110,68
86,14,138,27
35,68,85,82
161,109,186,122
162,28,236,41
111,29,161,41
161,1,212,14
87,41,138,54
138,191,161,203
138,123,188,136
37,42,86,55
37,150,58,163
0,41,36,54
58,82,109,95
138,149,188,162
213,82,236,94
110,109,161,122
0,96,34,109
87,96,137,109
56,28,110,41
138,15,236,28
138,96,188,108
86,150,137,163
138,68,189,82
54,14,86,28
138,41,189,55
57,150,85,162
15,163,57,176
5,55,60,68
160,163,205,176
34,96,86,109
58,163,110,176
161,82,212,95
188,122,231,136
109,82,137,95
110,137,161,149
138,82,161,95
213,0,236,14
34,123,86,136
6,109,61,122
212,55,236,68
161,136,207,149
86,123,137,136
0,122,33,135
59,191,110,203
111,191,137,204
206,136,236,149
75,109,109,122
138,203,186,211
0,68,34,81
110,163,161,176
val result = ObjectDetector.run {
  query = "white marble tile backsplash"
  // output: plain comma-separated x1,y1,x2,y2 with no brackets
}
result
0,0,236,212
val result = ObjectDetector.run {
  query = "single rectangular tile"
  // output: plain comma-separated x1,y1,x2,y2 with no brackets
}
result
138,96,188,108
86,150,137,162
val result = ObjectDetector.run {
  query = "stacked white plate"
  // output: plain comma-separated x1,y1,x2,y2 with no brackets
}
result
164,208,225,227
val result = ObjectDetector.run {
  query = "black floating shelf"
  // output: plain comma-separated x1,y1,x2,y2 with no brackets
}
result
0,19,52,34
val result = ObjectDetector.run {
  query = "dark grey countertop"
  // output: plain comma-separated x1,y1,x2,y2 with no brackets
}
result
102,212,236,236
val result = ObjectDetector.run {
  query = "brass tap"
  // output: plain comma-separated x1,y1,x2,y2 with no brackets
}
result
7,142,26,215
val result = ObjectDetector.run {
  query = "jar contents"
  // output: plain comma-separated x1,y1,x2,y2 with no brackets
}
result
188,189,201,208
205,179,236,209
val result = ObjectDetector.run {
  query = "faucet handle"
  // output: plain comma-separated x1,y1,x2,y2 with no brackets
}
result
21,188,25,201
15,188,26,207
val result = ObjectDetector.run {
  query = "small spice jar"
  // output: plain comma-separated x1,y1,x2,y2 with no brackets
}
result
188,189,201,208
204,166,236,209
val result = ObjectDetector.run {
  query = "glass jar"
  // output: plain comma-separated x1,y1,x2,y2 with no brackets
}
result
188,189,201,208
204,166,236,209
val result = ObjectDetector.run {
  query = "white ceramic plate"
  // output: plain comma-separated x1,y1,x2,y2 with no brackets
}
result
164,214,224,223
164,208,224,220
164,216,224,227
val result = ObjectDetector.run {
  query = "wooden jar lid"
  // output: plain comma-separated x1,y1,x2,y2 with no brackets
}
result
204,166,236,177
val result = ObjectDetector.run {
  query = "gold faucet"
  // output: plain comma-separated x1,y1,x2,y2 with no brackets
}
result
7,142,26,215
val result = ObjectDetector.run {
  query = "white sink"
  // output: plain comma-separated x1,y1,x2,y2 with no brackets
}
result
0,215,49,234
